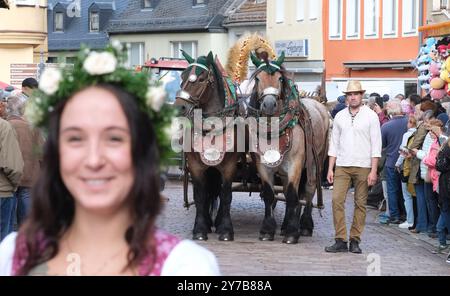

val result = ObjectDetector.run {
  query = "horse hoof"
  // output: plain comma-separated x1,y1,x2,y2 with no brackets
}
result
259,233,274,241
218,233,234,241
282,236,299,244
300,229,313,237
193,233,208,241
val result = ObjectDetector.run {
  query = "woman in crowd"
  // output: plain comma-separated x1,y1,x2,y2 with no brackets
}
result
0,44,220,276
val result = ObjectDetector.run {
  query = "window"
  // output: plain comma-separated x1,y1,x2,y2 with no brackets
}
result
193,0,205,6
276,0,284,23
433,0,446,11
124,43,145,68
346,0,360,39
309,0,319,20
171,41,197,59
143,0,153,8
364,0,379,38
15,0,36,6
90,11,99,32
329,0,343,39
402,0,418,36
296,0,304,21
66,57,77,64
54,12,63,32
382,0,397,38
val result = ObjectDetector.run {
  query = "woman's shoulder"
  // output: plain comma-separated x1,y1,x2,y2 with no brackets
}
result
161,239,220,276
0,232,18,276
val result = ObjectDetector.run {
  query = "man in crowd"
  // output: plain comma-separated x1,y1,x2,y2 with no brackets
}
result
381,100,408,224
17,78,38,104
326,80,382,254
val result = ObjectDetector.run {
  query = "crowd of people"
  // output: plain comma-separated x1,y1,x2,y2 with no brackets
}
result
327,82,450,265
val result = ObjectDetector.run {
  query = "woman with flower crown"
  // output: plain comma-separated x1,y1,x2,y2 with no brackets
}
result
0,43,220,276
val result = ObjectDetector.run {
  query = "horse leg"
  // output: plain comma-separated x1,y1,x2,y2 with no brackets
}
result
215,180,234,241
300,182,315,236
259,180,277,241
214,158,238,241
191,179,210,240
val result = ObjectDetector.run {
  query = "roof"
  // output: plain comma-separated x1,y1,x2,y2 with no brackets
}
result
223,0,266,27
47,0,125,51
107,0,235,34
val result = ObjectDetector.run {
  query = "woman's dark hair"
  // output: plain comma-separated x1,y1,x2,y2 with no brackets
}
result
21,78,38,89
17,83,162,275
408,94,421,106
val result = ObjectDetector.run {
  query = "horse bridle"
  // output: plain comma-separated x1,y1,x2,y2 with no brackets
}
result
176,63,214,116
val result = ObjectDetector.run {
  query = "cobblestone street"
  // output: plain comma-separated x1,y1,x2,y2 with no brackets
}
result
158,181,450,276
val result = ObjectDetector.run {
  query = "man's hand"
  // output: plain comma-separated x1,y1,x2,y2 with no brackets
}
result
367,171,378,186
327,170,334,184
373,103,382,114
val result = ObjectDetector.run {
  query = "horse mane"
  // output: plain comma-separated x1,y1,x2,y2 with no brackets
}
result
209,58,226,105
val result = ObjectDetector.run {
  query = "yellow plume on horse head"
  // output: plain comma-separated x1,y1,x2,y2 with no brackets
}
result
226,34,277,83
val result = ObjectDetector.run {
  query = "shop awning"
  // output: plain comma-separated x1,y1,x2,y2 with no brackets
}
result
343,60,413,70
419,21,450,38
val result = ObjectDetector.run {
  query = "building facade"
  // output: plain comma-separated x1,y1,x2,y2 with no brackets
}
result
266,0,325,94
0,0,48,85
107,0,236,68
323,0,425,101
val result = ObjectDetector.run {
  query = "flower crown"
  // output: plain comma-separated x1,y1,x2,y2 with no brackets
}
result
26,41,176,164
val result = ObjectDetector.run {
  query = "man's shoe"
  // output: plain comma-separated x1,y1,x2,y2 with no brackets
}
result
446,252,450,264
431,244,449,254
399,221,413,229
428,232,438,239
325,239,348,253
349,239,362,254
387,218,401,224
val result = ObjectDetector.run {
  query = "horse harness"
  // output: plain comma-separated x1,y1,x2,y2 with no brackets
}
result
248,77,324,208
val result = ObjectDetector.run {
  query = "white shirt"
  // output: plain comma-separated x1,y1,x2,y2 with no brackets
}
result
328,105,382,168
0,232,220,276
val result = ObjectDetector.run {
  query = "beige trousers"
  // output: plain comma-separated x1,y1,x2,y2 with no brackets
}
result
332,166,371,242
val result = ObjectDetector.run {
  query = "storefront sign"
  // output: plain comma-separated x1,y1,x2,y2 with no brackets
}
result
275,40,309,58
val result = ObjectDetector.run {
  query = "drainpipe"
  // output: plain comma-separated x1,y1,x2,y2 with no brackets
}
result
417,0,424,94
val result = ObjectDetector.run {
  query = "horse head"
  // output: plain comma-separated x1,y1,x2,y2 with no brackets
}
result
250,51,287,116
175,50,225,117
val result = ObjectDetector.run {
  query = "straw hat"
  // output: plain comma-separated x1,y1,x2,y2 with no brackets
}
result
343,80,365,94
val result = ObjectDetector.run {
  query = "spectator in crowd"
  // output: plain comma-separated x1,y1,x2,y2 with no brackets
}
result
0,45,219,276
395,94,405,101
435,136,450,264
17,78,38,104
422,120,448,254
382,94,390,103
5,96,44,226
331,95,347,118
410,108,440,237
369,93,389,126
381,100,408,224
0,108,24,241
326,80,382,254
395,115,417,229
409,94,422,115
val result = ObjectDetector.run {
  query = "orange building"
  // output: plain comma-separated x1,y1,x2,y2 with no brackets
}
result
323,0,427,100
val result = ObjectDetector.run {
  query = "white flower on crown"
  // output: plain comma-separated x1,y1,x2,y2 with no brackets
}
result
83,51,117,75
146,85,166,112
38,68,62,95
24,99,44,126
111,40,123,52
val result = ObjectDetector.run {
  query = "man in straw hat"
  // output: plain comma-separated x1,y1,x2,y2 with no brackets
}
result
325,80,382,254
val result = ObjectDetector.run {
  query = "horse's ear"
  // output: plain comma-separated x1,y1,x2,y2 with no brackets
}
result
250,52,262,67
181,49,195,64
274,51,285,67
206,51,214,65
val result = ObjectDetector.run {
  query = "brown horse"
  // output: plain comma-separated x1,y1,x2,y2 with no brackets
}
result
248,52,330,244
174,51,241,241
